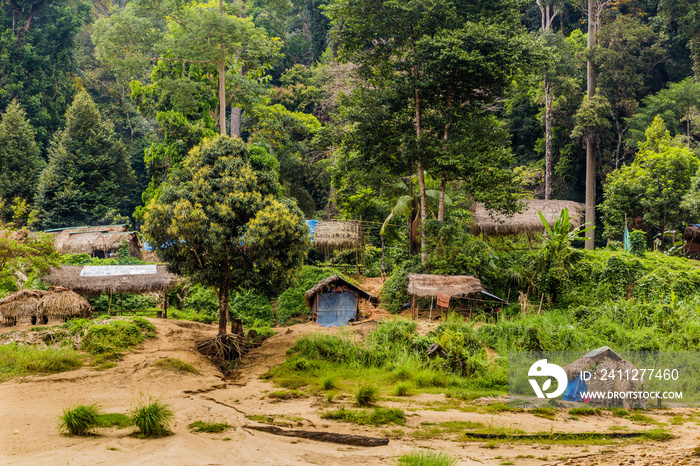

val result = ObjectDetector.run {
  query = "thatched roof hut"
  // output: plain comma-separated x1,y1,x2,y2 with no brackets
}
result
51,225,142,260
38,286,92,320
313,220,363,251
407,274,485,298
471,199,585,236
683,224,700,253
562,347,645,408
43,265,179,296
0,289,46,320
304,275,378,309
304,275,377,327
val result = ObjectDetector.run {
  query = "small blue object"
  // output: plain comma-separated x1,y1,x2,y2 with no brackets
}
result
306,220,318,241
563,376,587,402
623,226,631,252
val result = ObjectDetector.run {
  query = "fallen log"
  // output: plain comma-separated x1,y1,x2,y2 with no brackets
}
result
243,424,389,446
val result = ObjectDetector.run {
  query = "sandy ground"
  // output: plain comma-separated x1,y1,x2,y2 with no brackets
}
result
2,318,700,466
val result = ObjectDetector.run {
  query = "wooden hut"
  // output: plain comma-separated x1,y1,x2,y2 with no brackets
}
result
406,274,506,318
49,225,143,260
304,275,378,327
562,346,646,408
683,224,700,256
0,289,46,326
471,200,585,241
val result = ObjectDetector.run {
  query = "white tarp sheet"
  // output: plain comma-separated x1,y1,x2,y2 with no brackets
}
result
80,265,158,277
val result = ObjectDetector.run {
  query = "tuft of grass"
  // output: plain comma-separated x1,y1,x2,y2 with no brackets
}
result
326,391,336,403
129,396,173,438
96,413,131,428
154,358,199,374
354,384,378,406
321,376,336,390
393,382,412,397
629,413,655,423
396,450,457,466
58,404,101,436
188,421,231,433
568,407,599,416
321,407,406,426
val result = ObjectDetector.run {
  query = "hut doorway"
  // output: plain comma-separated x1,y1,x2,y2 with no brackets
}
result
316,288,358,327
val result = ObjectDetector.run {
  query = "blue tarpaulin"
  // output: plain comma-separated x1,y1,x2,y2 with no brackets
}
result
306,220,318,242
563,376,587,402
316,289,357,327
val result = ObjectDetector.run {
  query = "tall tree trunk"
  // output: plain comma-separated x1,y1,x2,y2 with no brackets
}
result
218,58,226,136
231,106,241,137
217,280,230,335
438,92,452,221
585,0,597,250
438,172,446,221
415,85,427,265
615,120,624,168
544,78,553,200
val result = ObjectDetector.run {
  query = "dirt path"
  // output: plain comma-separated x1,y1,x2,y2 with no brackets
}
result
2,318,699,465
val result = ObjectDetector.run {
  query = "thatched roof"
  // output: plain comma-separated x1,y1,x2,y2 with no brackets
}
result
313,220,363,250
38,286,92,319
43,265,179,295
0,289,46,319
562,347,644,407
407,274,485,298
304,275,378,308
53,228,142,259
471,199,586,235
683,225,700,244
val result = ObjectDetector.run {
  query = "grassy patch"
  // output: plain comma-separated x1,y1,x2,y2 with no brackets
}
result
568,407,600,416
268,390,305,400
96,413,131,428
245,414,304,427
154,357,199,374
629,413,655,423
396,451,457,466
483,403,523,414
321,407,406,426
0,344,82,380
610,408,629,417
412,421,485,439
642,428,674,441
188,421,231,433
530,406,556,420
393,381,412,397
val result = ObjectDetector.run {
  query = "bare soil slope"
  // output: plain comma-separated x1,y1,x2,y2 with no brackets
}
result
1,318,698,465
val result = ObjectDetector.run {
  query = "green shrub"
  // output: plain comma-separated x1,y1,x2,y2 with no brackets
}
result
230,290,275,327
81,320,146,361
89,293,157,314
629,230,646,256
380,259,421,313
354,384,378,406
393,382,412,397
321,377,336,390
58,404,101,436
130,396,174,438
